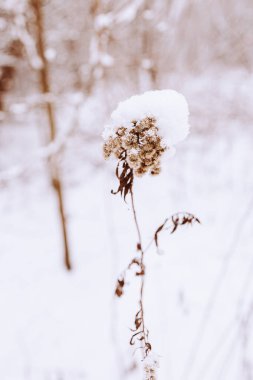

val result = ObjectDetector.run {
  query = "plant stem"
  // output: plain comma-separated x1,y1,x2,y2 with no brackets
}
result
130,186,143,250
130,186,148,354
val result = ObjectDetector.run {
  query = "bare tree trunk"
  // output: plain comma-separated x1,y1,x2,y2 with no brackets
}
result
30,0,72,270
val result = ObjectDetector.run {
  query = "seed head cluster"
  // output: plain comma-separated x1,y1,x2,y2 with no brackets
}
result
143,354,159,380
144,366,156,380
103,117,166,177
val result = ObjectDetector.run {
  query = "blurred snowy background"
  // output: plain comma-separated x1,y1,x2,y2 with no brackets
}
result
0,0,253,379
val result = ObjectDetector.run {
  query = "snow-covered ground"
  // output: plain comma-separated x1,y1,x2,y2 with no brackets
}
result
0,71,253,380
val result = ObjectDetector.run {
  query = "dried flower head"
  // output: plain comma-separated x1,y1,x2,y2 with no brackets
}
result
103,89,190,178
103,116,166,177
103,91,198,378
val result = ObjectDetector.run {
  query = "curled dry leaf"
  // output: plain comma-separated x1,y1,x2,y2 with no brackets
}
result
154,218,168,247
115,277,125,297
154,212,200,248
129,309,151,358
111,151,134,200
145,342,152,356
136,268,145,276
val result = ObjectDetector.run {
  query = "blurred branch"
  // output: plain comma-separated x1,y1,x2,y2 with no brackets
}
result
30,0,72,271
10,2,43,70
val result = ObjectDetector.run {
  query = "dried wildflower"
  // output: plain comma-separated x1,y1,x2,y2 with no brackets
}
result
103,90,190,183
103,90,198,380
103,116,166,177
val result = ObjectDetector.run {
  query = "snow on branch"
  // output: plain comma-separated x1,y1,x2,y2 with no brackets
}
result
7,0,43,70
114,0,144,24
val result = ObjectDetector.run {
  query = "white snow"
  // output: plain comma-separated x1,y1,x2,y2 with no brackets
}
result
45,48,57,62
115,0,144,24
1,71,253,380
106,90,190,147
102,124,116,140
99,53,114,67
94,13,113,31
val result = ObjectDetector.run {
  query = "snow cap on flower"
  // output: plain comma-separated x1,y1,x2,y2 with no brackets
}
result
102,90,190,177
104,89,190,146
